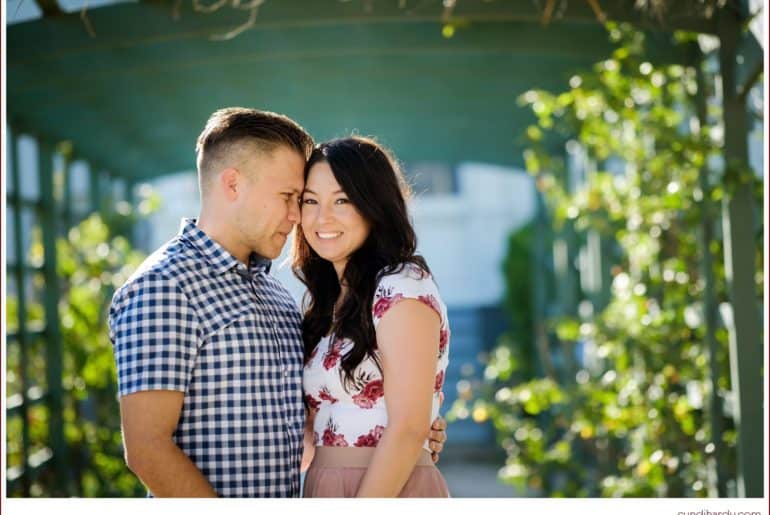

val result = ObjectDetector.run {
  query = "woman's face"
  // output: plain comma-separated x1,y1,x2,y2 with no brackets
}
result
301,161,371,277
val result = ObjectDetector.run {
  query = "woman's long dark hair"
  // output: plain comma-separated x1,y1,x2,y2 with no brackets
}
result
292,136,429,389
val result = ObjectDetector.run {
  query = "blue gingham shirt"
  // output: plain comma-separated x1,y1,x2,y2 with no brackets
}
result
108,218,305,497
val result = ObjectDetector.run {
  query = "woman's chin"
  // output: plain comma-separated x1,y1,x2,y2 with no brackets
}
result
311,250,337,263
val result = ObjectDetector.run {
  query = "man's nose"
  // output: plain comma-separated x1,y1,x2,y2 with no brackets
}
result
288,200,300,223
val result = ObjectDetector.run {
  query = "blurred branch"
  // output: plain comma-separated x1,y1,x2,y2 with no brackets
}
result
210,3,262,40
586,0,607,22
541,0,557,25
81,1,96,38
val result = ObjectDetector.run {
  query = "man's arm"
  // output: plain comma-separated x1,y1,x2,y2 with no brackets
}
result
120,390,217,497
110,272,209,496
300,408,317,473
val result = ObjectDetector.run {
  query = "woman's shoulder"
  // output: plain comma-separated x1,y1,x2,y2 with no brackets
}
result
372,262,445,326
375,262,435,293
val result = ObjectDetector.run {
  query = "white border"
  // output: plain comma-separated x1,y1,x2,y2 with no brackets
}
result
3,0,11,509
0,3,768,514
761,1,770,506
2,497,770,515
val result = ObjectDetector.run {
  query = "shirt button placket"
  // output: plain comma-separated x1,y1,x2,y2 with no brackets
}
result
249,272,297,452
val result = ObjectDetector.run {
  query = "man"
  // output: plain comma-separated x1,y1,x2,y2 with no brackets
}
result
109,108,446,497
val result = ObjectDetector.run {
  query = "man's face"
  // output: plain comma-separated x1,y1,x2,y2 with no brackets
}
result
234,145,305,260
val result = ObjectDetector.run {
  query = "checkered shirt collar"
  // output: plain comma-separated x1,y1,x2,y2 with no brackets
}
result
177,218,271,277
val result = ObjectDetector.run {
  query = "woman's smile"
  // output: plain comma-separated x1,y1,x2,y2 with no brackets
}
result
316,231,343,240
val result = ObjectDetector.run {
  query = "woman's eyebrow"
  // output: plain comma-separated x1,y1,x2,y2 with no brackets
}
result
302,188,345,194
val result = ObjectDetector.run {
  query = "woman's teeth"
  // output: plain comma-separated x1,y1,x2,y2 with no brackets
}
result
317,232,342,240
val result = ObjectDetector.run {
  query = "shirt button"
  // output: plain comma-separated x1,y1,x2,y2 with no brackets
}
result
283,369,289,377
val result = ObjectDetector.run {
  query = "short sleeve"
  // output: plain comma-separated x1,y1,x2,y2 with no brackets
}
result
372,264,445,329
108,272,200,397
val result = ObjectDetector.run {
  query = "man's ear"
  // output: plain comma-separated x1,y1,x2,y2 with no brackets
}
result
220,167,240,201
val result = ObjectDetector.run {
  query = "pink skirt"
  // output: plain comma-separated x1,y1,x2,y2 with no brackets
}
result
304,447,450,498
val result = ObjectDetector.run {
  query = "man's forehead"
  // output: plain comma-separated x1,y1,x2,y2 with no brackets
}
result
272,165,305,192
247,145,303,181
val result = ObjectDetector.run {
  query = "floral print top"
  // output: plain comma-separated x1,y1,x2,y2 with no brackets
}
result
303,263,450,452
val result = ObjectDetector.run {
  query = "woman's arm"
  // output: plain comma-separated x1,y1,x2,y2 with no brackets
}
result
355,299,440,497
301,408,316,473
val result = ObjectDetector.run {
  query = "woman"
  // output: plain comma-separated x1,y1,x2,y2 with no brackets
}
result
292,136,450,497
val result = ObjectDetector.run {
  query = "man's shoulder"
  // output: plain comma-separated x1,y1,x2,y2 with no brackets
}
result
260,271,294,296
260,272,301,313
112,236,199,303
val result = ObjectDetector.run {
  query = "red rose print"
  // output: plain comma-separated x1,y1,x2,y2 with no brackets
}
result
353,425,385,447
322,419,349,447
434,370,445,393
352,379,384,408
319,387,338,404
373,294,404,319
323,336,344,370
305,394,320,413
439,328,449,355
418,294,441,315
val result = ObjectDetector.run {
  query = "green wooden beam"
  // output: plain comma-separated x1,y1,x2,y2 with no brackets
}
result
7,2,698,181
716,6,763,498
37,139,70,496
734,29,763,101
89,167,102,214
695,59,728,498
5,195,42,210
61,154,73,229
7,128,32,497
6,328,48,343
12,0,723,52
553,146,580,383
6,262,45,275
531,189,557,380
121,178,139,244
6,389,49,418
6,449,55,492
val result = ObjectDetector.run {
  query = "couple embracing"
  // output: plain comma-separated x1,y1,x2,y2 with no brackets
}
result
108,108,451,498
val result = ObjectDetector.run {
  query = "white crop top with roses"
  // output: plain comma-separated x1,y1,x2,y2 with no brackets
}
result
302,263,450,452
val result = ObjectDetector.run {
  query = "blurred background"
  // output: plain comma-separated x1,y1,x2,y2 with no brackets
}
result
3,0,765,498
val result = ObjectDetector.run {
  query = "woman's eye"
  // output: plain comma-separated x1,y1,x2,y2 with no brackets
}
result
335,198,349,205
302,198,317,205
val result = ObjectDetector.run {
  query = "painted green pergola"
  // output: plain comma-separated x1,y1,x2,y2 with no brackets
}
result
5,0,763,497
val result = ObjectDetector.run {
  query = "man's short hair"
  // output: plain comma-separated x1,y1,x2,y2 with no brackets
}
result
195,107,314,191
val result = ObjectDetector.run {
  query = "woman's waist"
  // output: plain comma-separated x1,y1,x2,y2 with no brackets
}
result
313,400,440,427
311,446,435,468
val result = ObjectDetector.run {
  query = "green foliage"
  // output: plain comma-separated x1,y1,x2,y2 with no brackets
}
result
54,214,147,496
500,224,537,381
451,23,762,497
6,204,151,496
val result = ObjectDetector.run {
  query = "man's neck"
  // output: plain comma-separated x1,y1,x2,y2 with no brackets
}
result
196,212,249,264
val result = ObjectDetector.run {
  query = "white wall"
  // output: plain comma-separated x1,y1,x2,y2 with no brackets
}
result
411,163,535,307
139,170,200,250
